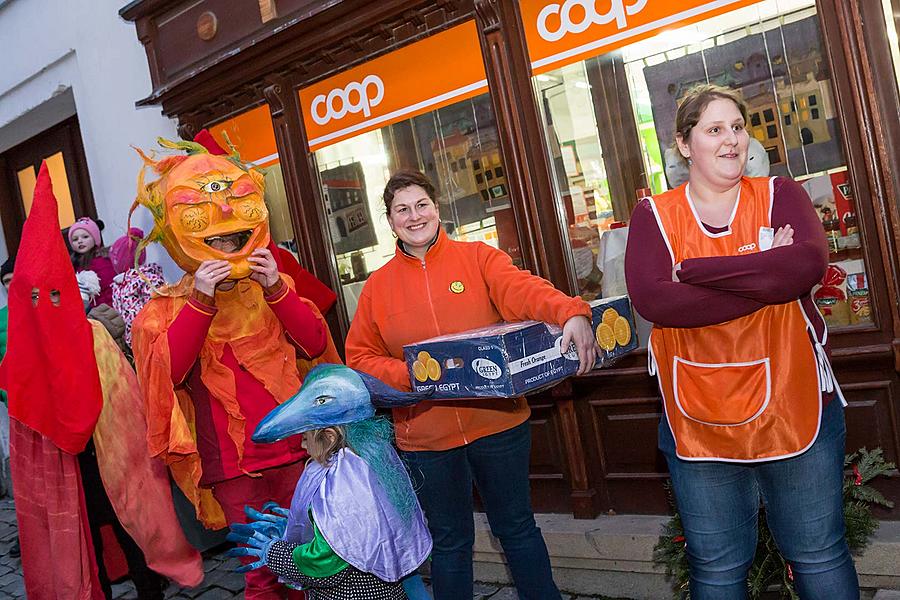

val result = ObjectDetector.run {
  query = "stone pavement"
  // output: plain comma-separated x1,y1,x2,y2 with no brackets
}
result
0,498,614,600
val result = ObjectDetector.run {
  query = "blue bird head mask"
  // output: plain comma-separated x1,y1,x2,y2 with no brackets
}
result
252,364,431,443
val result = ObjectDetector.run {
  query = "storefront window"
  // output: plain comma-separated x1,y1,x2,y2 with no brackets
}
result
209,104,298,257
300,23,520,320
526,0,872,330
885,0,900,96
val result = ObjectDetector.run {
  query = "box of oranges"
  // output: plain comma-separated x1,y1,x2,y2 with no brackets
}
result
589,295,638,367
403,321,580,398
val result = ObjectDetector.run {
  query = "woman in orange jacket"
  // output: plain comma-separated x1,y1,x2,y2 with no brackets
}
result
346,170,596,600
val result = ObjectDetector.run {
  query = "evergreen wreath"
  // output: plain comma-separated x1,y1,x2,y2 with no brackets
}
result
653,447,895,599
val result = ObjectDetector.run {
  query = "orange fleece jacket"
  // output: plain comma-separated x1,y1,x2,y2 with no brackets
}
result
346,229,591,451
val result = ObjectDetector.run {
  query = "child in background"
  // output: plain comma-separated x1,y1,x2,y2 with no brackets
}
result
110,228,165,346
69,217,115,308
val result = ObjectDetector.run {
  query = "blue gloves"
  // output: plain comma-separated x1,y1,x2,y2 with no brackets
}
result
401,573,432,600
224,502,290,572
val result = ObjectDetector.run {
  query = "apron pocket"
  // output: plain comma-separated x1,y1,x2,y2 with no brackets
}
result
673,356,770,426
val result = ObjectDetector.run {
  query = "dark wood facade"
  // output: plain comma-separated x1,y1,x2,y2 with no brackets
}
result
122,0,900,518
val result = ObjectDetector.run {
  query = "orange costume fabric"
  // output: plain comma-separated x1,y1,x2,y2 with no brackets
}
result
90,320,203,586
346,229,590,452
647,177,824,462
132,275,341,529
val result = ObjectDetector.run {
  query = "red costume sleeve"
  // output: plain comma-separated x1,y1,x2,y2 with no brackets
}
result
273,246,338,314
166,297,217,384
264,280,328,359
676,177,829,303
625,200,766,328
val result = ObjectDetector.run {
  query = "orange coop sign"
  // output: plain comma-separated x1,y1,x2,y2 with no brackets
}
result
300,21,488,152
521,0,765,75
209,104,280,168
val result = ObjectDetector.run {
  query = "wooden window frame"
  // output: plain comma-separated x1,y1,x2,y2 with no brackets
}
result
0,116,97,253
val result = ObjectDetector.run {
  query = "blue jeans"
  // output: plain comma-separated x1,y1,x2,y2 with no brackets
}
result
660,398,859,599
402,421,561,600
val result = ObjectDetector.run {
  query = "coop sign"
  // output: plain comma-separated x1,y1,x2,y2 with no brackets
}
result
299,21,488,151
537,0,649,42
522,0,765,75
310,75,385,126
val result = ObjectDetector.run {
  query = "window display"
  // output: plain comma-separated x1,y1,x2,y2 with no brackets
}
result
526,0,872,329
884,0,900,95
300,23,521,320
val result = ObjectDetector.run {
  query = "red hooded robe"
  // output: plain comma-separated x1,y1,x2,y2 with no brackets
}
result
0,164,203,598
0,163,105,599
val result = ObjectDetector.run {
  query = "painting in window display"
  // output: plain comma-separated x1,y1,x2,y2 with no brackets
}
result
321,161,378,256
643,13,843,182
410,95,512,233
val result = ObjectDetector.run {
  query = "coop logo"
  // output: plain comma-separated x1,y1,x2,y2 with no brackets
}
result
472,358,502,380
537,0,649,42
737,242,757,253
310,75,385,126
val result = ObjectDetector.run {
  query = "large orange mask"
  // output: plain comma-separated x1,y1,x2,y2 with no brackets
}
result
133,139,270,279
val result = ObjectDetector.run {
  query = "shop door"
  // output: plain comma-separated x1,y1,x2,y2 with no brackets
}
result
0,116,97,253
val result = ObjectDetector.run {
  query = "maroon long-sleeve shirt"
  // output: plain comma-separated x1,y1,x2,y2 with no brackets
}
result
167,280,327,484
625,176,834,402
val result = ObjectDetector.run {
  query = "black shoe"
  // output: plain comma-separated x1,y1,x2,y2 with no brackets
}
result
9,539,20,558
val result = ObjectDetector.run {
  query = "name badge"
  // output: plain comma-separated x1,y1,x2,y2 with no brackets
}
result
759,227,775,251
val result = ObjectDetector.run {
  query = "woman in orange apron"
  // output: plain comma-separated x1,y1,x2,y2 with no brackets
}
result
625,85,858,599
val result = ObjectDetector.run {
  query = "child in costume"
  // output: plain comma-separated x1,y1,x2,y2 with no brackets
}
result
226,364,433,600
110,227,166,346
69,217,116,307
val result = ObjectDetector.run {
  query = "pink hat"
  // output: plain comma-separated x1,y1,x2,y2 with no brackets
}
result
109,227,146,274
68,217,101,248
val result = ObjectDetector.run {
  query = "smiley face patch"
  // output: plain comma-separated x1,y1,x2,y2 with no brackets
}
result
449,281,465,294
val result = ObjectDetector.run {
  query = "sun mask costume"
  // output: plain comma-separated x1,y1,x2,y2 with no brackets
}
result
0,164,202,599
227,364,433,600
131,134,341,599
133,137,270,279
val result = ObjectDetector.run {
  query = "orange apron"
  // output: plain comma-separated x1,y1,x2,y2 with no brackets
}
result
647,177,839,462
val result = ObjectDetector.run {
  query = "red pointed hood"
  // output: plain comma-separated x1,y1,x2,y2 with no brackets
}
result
0,162,102,454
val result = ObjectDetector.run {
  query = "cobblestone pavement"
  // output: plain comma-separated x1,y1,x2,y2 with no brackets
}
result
0,499,614,600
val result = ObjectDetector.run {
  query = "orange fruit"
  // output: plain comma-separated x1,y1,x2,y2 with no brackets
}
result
413,361,428,382
417,351,431,364
426,357,441,381
613,316,632,347
596,323,616,351
602,308,619,327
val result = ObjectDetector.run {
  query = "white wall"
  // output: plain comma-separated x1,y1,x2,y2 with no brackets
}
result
0,0,183,280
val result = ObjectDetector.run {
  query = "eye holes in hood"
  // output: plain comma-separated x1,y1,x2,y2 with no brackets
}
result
30,288,63,307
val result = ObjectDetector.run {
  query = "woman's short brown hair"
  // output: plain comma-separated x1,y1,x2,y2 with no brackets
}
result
674,84,749,145
382,170,436,214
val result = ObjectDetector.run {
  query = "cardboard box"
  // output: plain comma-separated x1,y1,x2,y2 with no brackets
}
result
402,295,639,399
404,321,579,399
589,295,639,367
